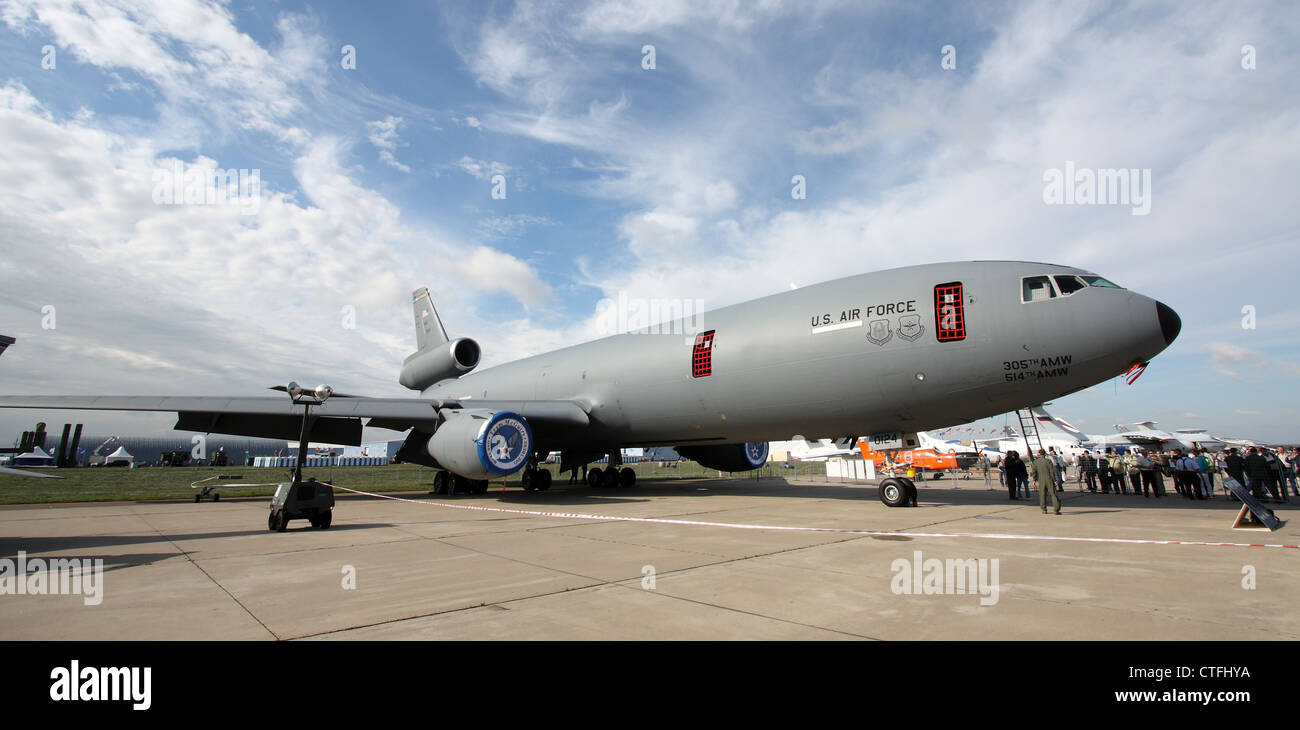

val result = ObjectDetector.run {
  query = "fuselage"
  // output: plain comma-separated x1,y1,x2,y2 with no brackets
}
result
424,261,1179,453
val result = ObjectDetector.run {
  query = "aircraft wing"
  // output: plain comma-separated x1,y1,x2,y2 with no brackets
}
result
0,465,64,479
0,395,590,446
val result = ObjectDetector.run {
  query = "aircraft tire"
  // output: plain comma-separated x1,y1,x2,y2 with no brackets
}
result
534,469,551,491
900,478,918,505
587,467,603,487
602,468,620,488
432,471,450,495
521,469,535,491
879,478,909,508
619,467,636,487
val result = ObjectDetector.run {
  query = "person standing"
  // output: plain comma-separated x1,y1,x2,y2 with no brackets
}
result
1005,451,1028,500
1135,449,1155,498
1264,448,1288,502
1224,447,1247,500
1033,449,1061,514
1080,451,1098,492
1109,449,1127,494
1244,447,1276,502
1050,448,1066,493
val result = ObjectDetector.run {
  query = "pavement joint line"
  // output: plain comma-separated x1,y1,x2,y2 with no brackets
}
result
293,512,876,640
130,507,280,641
327,485,1300,551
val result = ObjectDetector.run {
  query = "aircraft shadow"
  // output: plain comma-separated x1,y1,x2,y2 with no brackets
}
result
0,523,396,558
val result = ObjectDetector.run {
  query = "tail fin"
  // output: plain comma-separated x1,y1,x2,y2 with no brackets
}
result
412,287,448,351
1030,406,1087,442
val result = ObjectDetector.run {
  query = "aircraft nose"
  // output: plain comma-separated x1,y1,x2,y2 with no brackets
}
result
1156,301,1181,346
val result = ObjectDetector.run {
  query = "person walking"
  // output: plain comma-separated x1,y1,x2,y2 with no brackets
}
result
1033,449,1061,514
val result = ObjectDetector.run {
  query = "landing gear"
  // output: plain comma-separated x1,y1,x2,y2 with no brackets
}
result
878,477,915,508
431,471,451,495
521,465,552,491
619,467,636,488
587,467,603,487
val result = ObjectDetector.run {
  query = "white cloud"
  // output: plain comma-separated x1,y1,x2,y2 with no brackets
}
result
366,116,411,173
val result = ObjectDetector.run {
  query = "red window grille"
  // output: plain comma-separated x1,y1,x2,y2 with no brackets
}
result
692,330,716,377
934,283,966,342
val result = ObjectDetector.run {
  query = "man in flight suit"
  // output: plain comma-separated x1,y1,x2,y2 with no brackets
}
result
1033,449,1061,514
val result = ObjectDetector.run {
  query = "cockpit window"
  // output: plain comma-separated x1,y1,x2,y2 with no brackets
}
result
1022,276,1056,302
1054,275,1086,295
1079,275,1122,289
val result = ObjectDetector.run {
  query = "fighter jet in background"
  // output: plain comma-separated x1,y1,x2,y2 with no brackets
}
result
0,261,1180,506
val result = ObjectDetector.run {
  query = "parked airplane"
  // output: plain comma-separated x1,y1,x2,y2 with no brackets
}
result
857,437,979,477
0,261,1180,506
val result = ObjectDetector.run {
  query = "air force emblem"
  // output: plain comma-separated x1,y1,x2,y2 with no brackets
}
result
867,319,893,346
897,314,925,342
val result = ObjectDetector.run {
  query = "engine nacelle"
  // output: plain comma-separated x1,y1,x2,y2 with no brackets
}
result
676,442,769,472
398,338,481,391
426,409,533,479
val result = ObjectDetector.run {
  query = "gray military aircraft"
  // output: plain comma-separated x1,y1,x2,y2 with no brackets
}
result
0,261,1180,506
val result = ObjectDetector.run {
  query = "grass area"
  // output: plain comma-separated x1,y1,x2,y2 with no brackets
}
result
0,460,988,505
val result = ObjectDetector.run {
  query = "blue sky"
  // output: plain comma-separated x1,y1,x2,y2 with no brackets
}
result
0,0,1297,443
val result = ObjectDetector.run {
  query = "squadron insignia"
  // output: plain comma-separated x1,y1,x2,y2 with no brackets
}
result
897,314,925,342
867,319,893,346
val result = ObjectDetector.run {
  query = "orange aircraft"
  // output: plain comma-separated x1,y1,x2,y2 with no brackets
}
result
856,438,978,476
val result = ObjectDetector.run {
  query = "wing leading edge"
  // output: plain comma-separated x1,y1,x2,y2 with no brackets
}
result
0,396,590,446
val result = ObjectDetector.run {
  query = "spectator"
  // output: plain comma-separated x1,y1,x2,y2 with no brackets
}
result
1245,447,1277,502
1135,449,1157,498
1005,450,1028,501
1080,451,1098,492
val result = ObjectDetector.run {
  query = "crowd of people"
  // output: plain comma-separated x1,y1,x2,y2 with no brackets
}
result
983,445,1300,509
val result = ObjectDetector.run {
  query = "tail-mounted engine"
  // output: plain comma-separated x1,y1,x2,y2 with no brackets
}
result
398,337,480,391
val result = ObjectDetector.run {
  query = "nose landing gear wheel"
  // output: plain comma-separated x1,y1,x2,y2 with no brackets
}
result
879,478,910,508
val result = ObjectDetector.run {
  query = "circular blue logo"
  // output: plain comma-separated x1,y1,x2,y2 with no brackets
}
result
478,412,532,475
744,441,769,467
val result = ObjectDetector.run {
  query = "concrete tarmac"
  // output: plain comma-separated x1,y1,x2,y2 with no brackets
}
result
0,476,1295,640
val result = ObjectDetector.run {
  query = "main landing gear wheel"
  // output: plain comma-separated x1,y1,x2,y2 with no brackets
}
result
587,467,603,488
533,468,552,491
521,469,535,491
601,468,620,488
619,467,636,488
878,478,911,508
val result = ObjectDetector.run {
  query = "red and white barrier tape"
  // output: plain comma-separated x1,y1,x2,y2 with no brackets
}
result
326,484,1299,550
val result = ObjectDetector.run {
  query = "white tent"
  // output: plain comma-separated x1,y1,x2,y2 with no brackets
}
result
14,447,56,467
104,446,135,467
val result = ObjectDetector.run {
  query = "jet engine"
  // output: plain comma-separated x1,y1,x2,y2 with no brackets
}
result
426,409,533,479
398,337,481,391
676,442,769,472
